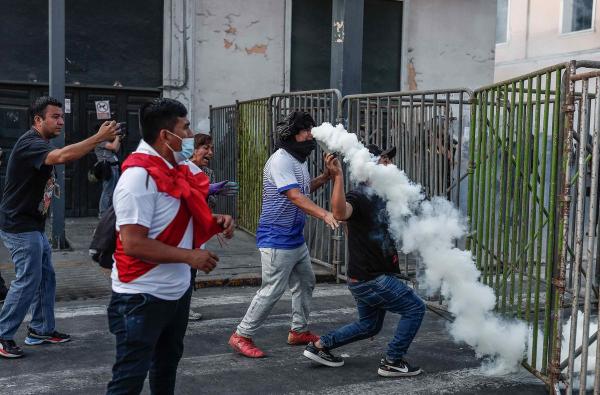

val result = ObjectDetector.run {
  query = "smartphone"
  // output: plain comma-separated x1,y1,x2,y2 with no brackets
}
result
117,122,127,135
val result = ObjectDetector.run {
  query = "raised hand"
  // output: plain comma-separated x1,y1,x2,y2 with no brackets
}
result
96,121,119,143
209,181,239,196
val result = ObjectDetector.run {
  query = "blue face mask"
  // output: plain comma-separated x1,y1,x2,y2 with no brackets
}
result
166,131,194,163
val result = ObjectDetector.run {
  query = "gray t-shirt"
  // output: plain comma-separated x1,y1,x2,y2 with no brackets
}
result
95,141,118,163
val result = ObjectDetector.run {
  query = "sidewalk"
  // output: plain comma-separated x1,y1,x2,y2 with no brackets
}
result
0,217,334,301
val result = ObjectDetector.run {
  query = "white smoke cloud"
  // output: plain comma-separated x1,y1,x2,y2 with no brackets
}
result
312,122,528,374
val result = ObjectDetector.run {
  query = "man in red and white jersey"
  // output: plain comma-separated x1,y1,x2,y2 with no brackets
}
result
106,98,234,395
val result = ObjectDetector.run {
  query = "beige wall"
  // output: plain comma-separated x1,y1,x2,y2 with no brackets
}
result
163,0,498,126
495,0,600,81
163,0,287,127
405,0,497,90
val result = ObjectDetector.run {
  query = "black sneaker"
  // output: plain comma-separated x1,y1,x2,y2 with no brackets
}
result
0,339,24,358
303,342,344,367
24,328,71,346
378,357,422,377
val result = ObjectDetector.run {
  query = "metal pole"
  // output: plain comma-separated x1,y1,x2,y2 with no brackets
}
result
330,0,364,96
49,0,68,249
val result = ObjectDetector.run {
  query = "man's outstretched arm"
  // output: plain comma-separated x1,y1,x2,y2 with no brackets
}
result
45,121,119,165
284,188,339,230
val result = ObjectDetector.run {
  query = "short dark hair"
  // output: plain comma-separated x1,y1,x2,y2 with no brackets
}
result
30,96,62,124
194,133,213,149
276,111,316,141
139,98,187,144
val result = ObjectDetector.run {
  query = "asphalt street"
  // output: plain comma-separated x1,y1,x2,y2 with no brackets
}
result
0,283,548,394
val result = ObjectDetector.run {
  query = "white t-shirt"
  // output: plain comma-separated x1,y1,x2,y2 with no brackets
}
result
111,141,200,300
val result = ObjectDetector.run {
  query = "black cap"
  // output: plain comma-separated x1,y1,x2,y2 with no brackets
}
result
367,144,396,159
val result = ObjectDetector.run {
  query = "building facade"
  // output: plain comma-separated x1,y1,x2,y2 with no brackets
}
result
163,0,498,128
495,0,600,81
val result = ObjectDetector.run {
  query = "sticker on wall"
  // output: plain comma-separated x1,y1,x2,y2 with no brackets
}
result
64,98,71,114
95,100,111,120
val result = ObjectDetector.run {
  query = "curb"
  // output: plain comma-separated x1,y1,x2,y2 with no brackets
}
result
194,272,338,289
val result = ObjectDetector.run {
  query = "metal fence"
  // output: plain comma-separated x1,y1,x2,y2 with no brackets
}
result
562,64,600,394
210,104,237,217
467,61,600,392
468,64,567,386
235,98,271,234
340,89,472,282
270,90,342,271
208,62,600,392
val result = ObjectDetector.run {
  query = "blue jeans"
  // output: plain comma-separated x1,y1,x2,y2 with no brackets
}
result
320,274,425,362
106,288,191,395
0,230,56,340
99,165,119,216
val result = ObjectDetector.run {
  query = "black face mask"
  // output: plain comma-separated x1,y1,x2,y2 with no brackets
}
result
278,139,316,163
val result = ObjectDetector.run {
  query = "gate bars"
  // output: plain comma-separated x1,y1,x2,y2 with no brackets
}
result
209,104,237,218
340,89,472,281
208,60,600,392
562,64,600,394
468,60,600,392
235,98,271,234
270,90,342,270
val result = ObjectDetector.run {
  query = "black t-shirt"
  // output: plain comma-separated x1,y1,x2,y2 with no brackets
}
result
0,129,55,233
346,184,400,281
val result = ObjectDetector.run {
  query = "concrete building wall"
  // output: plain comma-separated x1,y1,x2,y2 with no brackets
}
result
163,0,286,128
495,0,600,82
403,0,497,91
163,0,497,127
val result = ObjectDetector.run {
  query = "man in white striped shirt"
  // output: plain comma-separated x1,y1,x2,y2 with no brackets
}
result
229,111,338,358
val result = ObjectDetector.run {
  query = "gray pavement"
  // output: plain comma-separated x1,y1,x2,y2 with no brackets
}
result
0,284,547,394
0,218,550,393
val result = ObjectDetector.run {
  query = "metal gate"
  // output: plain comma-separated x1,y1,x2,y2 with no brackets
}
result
209,104,237,218
562,63,600,394
235,98,271,234
210,90,341,270
270,89,342,271
467,60,600,391
208,61,600,392
340,89,472,282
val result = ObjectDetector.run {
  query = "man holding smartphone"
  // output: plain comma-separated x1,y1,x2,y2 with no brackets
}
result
0,96,118,358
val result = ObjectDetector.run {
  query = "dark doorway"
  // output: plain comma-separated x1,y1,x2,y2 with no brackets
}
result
290,0,333,91
0,82,160,217
290,0,403,93
362,0,403,93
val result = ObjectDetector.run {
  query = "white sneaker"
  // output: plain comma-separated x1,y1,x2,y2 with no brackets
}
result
188,310,203,321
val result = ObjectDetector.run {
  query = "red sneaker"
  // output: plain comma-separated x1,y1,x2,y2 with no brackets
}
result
287,330,319,345
228,332,265,358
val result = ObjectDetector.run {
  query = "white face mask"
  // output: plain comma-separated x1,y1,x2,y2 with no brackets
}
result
166,131,194,163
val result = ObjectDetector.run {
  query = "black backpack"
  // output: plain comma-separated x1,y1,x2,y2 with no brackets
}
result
89,173,149,269
89,205,117,269
92,160,113,181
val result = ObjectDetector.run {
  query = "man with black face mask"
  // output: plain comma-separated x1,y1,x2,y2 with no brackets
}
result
229,111,339,358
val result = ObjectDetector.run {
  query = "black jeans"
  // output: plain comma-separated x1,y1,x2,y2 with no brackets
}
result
106,287,192,395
